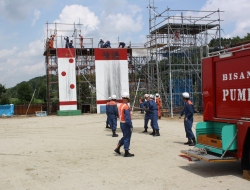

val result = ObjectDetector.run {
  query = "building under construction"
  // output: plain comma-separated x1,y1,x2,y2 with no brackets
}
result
43,2,222,116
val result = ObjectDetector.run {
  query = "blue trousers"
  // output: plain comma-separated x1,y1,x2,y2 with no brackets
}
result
119,123,132,150
109,115,117,131
144,114,151,129
151,114,159,130
184,118,195,139
106,115,110,126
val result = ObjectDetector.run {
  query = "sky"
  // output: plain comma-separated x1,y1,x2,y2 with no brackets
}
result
0,0,250,88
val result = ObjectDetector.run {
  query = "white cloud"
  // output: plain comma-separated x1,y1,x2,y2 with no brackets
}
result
200,0,250,37
53,5,100,36
0,0,51,21
32,10,41,26
0,40,45,87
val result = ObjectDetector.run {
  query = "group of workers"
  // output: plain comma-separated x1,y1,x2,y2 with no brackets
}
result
64,36,74,48
139,93,161,136
47,35,127,49
64,35,84,48
98,39,126,48
105,91,196,158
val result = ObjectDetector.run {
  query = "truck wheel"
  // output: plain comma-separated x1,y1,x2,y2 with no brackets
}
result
241,148,250,170
241,130,250,170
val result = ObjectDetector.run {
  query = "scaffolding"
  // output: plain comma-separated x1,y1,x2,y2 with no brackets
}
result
43,22,95,114
143,0,223,117
43,22,145,114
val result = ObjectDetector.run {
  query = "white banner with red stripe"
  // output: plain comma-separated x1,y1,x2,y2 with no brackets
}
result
57,48,77,110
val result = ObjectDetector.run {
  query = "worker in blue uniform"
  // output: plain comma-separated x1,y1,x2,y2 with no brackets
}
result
107,95,119,137
142,94,151,133
98,38,104,48
148,94,160,136
69,40,74,48
118,41,126,48
106,97,112,129
179,92,196,146
64,36,69,48
114,92,134,157
103,40,111,48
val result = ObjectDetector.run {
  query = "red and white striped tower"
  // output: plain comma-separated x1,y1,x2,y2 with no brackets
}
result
57,48,77,111
95,48,129,113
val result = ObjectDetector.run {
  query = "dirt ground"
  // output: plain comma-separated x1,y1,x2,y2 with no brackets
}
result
0,113,249,190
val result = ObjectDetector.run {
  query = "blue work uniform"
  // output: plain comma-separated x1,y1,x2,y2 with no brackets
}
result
106,101,110,127
180,100,195,139
118,103,133,150
103,41,111,48
98,40,104,48
106,100,118,131
64,37,69,48
119,42,125,48
143,100,152,130
148,99,159,130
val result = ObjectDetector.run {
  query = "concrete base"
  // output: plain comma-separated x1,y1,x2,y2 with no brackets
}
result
57,110,82,116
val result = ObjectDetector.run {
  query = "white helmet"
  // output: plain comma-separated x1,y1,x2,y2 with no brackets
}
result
122,92,130,99
144,94,149,98
108,97,112,100
155,93,159,97
149,94,154,99
182,92,190,98
111,95,116,99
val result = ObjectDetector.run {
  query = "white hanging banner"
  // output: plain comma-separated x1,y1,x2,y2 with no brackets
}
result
57,48,77,110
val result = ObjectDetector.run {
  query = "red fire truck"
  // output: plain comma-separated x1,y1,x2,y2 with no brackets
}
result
181,43,250,179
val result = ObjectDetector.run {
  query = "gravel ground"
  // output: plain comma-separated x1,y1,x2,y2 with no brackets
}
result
0,113,249,190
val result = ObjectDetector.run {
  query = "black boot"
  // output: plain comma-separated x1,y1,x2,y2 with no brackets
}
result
112,130,118,137
150,129,155,135
114,143,121,154
106,124,111,129
154,130,160,136
189,137,196,146
142,128,148,133
184,139,192,145
124,150,134,157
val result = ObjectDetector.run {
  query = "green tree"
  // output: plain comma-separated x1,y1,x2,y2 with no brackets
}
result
37,84,47,102
0,84,9,104
16,82,33,103
0,84,6,97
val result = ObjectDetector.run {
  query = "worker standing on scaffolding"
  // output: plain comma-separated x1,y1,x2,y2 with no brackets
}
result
64,36,69,48
98,38,104,48
49,33,56,48
118,41,125,48
79,34,84,48
69,40,74,48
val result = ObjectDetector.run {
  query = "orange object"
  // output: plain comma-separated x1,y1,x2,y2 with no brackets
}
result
198,134,222,149
49,34,56,48
156,97,162,117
